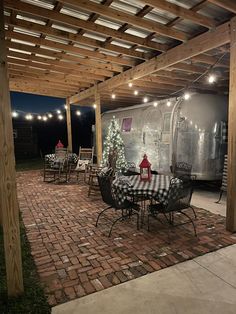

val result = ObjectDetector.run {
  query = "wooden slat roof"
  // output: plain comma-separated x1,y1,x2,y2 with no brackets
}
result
4,0,235,108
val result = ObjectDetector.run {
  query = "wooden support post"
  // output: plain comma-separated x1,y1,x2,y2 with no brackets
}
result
0,0,24,296
66,98,72,152
95,87,102,165
226,16,236,232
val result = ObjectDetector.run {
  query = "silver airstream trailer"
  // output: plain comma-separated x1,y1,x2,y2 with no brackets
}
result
102,93,228,180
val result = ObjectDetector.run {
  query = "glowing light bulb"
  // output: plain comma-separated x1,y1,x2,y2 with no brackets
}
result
12,111,18,118
58,114,63,120
48,113,53,118
128,82,133,88
167,101,171,107
57,110,61,114
143,97,148,103
76,110,81,116
184,92,190,100
93,104,97,109
25,114,33,120
153,102,158,107
37,115,42,120
208,74,216,84
42,116,48,121
111,93,116,99
64,105,68,109
134,90,138,96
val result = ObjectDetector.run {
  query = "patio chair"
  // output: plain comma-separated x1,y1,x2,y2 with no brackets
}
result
173,162,192,177
43,149,69,182
147,175,197,237
68,146,94,182
95,174,140,237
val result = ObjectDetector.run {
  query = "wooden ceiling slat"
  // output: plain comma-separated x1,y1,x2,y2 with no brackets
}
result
208,0,236,14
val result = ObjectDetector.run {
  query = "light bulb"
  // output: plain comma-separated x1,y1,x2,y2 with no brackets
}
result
143,97,148,103
93,104,97,109
57,110,61,114
12,111,18,118
134,90,138,96
25,114,33,120
167,101,171,107
111,93,116,99
37,115,42,120
42,116,48,121
184,92,190,100
64,105,68,109
208,74,216,84
48,113,53,118
76,110,81,116
153,102,158,107
128,82,133,88
58,114,63,120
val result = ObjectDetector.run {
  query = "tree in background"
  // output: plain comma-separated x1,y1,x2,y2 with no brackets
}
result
101,117,128,171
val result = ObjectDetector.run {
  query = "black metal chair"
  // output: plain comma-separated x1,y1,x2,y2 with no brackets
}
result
148,175,197,237
95,175,140,237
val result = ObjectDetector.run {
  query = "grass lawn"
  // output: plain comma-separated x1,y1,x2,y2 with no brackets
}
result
0,220,51,314
15,158,43,172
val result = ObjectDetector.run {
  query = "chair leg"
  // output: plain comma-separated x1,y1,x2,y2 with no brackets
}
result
190,206,197,219
179,211,197,236
108,213,130,237
215,190,223,204
95,206,112,227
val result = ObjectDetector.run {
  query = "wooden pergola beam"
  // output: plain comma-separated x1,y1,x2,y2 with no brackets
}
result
0,0,24,296
208,0,236,13
69,21,230,104
143,0,216,28
4,0,166,52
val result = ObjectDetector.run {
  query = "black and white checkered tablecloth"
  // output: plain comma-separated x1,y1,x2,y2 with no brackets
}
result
112,174,173,205
45,153,78,168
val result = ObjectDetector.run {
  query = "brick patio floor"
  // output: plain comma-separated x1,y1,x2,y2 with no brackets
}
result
17,171,236,306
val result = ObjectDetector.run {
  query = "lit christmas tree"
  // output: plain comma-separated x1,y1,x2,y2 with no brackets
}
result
101,117,128,171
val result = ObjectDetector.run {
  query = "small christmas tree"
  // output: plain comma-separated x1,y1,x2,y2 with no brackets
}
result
101,117,128,171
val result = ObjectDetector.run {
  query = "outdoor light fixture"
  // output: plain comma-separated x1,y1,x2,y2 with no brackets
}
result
57,110,61,114
93,104,97,109
58,114,63,120
111,93,116,99
153,102,158,107
134,90,138,95
12,111,18,118
184,92,190,100
128,82,133,87
37,115,42,120
48,113,53,118
25,114,33,120
42,116,48,121
167,101,171,107
143,97,148,103
208,74,216,84
76,110,81,116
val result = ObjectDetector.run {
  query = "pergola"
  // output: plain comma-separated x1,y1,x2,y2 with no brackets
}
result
0,0,236,299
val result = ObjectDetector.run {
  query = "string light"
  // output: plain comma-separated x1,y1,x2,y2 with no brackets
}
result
93,104,97,109
57,110,61,114
208,74,216,84
76,110,81,116
128,82,133,88
12,111,18,118
58,114,63,120
134,90,138,96
48,113,53,118
184,92,190,100
25,114,33,120
37,115,42,120
111,93,116,99
42,116,48,121
143,97,148,103
64,105,68,109
167,101,171,107
153,102,158,107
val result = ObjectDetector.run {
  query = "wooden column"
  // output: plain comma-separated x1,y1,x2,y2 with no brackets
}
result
66,98,72,152
95,87,102,165
226,16,236,232
0,0,24,296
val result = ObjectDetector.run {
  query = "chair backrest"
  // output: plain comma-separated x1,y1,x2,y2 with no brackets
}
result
78,147,94,162
55,147,68,161
165,176,193,213
173,162,192,177
97,175,115,207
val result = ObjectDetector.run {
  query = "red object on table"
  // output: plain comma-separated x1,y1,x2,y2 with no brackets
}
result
139,154,152,181
56,140,64,148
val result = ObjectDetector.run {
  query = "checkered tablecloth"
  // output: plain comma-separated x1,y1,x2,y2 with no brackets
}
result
45,153,78,168
112,174,173,205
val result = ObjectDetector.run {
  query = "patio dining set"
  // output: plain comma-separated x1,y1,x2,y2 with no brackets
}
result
43,147,197,239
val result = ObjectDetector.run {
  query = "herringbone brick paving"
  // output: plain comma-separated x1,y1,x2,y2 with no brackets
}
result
17,171,236,306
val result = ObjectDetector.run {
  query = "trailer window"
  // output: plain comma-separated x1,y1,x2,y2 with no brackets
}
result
121,117,132,132
163,113,171,133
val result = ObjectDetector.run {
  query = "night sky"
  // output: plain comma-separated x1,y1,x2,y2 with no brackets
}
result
11,91,95,158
